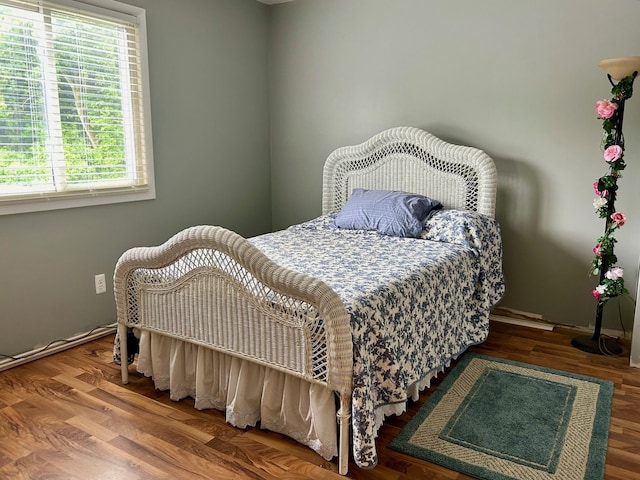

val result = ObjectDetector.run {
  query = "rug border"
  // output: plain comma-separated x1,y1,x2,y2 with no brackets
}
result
388,353,614,480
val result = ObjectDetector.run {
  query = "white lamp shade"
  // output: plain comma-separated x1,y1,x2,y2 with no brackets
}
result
598,56,640,80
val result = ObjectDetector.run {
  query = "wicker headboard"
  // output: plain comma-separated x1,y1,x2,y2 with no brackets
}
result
322,127,497,218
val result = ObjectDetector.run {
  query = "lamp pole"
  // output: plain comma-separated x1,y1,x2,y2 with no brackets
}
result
571,61,639,355
592,74,628,348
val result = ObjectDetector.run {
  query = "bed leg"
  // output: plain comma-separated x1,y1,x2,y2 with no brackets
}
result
118,324,129,384
337,394,351,475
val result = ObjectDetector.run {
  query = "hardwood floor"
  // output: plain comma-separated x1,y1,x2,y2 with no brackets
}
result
0,322,638,479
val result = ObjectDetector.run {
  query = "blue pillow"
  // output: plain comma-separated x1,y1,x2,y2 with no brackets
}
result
334,189,442,238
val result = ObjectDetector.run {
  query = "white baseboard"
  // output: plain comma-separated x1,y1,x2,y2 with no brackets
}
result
0,324,116,373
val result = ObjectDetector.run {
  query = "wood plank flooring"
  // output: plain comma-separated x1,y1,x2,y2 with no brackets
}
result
0,322,638,479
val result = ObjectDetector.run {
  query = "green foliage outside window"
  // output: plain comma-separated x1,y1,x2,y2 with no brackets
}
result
0,5,131,190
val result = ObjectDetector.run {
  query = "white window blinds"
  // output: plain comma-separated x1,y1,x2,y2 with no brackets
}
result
0,0,154,214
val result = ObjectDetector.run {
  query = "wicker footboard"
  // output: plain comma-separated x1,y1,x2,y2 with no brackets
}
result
114,225,353,474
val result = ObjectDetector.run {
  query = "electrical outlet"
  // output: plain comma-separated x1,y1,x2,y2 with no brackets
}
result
94,273,107,294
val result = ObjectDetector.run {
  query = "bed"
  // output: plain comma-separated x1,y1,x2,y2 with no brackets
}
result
113,126,504,475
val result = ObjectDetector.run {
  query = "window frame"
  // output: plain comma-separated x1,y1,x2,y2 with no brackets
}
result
0,0,155,215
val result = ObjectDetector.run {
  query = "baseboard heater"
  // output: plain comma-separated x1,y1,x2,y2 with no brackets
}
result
0,324,116,373
489,307,555,331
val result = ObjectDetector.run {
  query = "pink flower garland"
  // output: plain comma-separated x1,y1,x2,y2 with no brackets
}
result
590,91,631,301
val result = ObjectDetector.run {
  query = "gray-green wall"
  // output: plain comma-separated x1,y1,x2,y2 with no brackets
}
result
268,0,640,331
3,0,640,359
0,0,271,357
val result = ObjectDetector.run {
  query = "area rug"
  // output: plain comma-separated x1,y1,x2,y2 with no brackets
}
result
388,353,613,480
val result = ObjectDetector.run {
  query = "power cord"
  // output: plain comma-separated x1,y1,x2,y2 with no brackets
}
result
592,293,636,356
598,334,625,356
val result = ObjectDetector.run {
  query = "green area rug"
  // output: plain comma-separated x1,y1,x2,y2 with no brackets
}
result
388,353,613,480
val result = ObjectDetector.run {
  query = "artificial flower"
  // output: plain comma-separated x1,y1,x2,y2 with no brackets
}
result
605,266,624,280
595,99,617,119
593,180,604,196
592,244,602,256
591,288,603,299
593,197,607,209
610,211,626,227
604,145,623,162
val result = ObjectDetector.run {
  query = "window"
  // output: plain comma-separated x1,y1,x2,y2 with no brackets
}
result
0,0,154,215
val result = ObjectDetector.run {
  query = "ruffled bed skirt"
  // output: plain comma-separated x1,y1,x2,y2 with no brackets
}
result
135,330,451,467
136,330,338,460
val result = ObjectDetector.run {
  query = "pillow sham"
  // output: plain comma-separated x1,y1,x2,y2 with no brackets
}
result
422,208,505,306
421,208,489,251
334,189,442,238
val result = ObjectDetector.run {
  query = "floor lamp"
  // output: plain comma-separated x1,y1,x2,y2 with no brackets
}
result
571,56,640,355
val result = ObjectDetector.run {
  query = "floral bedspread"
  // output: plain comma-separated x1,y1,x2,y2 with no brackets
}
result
249,210,505,468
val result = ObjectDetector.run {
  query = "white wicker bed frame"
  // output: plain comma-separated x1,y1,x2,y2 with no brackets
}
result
114,126,497,475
